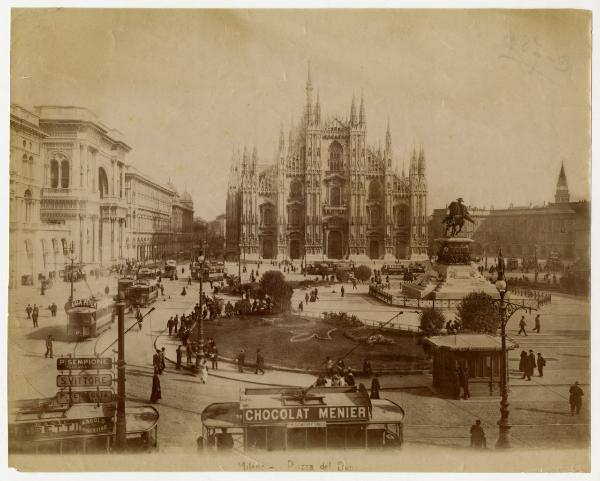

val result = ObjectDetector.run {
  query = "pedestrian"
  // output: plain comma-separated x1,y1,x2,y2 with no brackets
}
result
305,292,309,304
188,276,192,286
200,359,209,384
363,359,372,377
181,286,187,296
211,346,218,370
526,350,536,381
534,314,541,333
569,381,584,415
470,420,486,448
167,317,173,336
537,352,546,377
32,305,39,328
340,285,345,297
519,350,527,376
176,345,183,370
370,374,381,399
186,342,193,367
105,285,110,296
216,428,234,451
458,363,470,399
237,349,245,373
150,368,161,403
298,301,303,312
153,350,161,373
518,316,527,336
160,285,164,296
25,304,33,319
255,349,265,375
173,315,178,334
45,334,53,358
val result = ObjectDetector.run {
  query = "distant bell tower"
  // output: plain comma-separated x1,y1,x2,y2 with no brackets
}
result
555,161,570,204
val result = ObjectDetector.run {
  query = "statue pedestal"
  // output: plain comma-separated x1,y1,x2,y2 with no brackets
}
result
432,237,499,300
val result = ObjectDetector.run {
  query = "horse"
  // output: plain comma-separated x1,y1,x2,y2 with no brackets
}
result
443,214,474,237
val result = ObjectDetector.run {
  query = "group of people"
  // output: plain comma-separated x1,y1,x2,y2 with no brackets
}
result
519,350,546,380
25,304,40,328
235,348,265,374
319,357,380,399
517,314,542,336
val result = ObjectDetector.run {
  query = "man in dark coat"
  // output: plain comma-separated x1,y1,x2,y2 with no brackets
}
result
537,352,546,377
176,345,183,370
526,350,536,381
150,369,161,403
470,420,486,448
45,334,53,359
25,304,32,319
569,381,584,415
533,314,541,333
518,316,527,336
167,317,173,336
32,305,39,328
519,350,528,377
370,374,381,399
255,349,265,375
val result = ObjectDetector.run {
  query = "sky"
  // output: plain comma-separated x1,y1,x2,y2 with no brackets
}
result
10,9,591,220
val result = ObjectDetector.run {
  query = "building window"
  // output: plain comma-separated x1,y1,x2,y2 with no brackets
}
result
98,167,109,199
290,180,302,199
330,185,341,206
61,160,70,188
22,154,28,177
24,190,32,223
397,204,408,226
328,141,343,171
262,208,273,226
28,156,34,179
369,180,381,200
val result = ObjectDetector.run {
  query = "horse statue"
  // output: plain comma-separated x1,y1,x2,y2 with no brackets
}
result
443,198,475,237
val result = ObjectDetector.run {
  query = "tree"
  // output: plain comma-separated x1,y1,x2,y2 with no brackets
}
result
335,268,350,283
419,308,446,336
354,265,372,282
259,270,293,312
456,291,499,334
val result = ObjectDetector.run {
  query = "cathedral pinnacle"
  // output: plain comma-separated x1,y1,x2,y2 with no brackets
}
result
350,94,357,126
359,91,366,126
555,161,570,203
315,92,321,125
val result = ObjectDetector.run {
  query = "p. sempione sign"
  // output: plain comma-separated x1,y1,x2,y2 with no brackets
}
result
242,405,368,424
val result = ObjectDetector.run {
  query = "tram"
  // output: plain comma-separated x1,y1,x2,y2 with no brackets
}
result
200,385,404,451
126,279,159,307
136,267,156,280
164,259,177,278
8,400,159,454
67,297,115,339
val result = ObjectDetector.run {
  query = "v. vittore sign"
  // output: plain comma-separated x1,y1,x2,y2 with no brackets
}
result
242,405,368,424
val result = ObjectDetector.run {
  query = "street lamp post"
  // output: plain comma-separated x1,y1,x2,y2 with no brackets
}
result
115,290,127,450
494,249,510,448
197,238,207,370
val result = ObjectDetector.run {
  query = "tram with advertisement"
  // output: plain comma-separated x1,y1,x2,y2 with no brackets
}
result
8,400,159,454
191,261,226,282
67,296,115,339
199,385,404,451
126,279,159,307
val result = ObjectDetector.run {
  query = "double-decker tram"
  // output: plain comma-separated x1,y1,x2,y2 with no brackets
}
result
126,279,159,307
200,385,404,451
164,259,177,278
67,297,115,339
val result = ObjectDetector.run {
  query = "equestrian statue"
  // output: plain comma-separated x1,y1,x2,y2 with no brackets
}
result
443,197,475,237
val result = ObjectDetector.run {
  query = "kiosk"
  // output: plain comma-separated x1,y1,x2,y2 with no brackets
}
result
200,385,404,451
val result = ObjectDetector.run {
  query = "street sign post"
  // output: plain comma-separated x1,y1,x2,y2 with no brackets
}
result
57,374,113,388
57,357,113,370
56,390,114,405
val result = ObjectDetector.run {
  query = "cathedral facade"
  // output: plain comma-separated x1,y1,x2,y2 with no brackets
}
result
225,68,428,262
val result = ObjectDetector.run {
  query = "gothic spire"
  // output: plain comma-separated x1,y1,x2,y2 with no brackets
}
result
359,90,366,126
278,123,285,153
418,145,425,175
555,161,570,203
305,61,313,125
314,91,321,125
350,94,357,126
385,118,392,153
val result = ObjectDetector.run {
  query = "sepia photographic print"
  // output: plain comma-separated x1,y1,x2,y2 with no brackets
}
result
3,2,596,476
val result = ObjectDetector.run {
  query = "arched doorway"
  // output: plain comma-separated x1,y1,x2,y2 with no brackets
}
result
262,239,274,259
369,240,380,259
289,240,301,260
328,231,343,259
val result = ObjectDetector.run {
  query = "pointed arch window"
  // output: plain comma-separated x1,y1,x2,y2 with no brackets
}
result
330,185,341,206
61,160,70,188
328,141,343,171
50,160,59,188
24,189,33,223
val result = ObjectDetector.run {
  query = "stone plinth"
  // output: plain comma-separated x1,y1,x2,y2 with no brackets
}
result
431,237,499,300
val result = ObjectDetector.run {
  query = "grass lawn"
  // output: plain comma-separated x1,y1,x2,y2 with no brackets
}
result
196,313,429,372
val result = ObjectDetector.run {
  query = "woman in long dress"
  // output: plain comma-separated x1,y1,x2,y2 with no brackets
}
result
200,360,209,384
150,369,161,403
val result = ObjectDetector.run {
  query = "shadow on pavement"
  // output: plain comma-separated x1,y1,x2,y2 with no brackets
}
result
24,325,70,342
514,406,571,416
